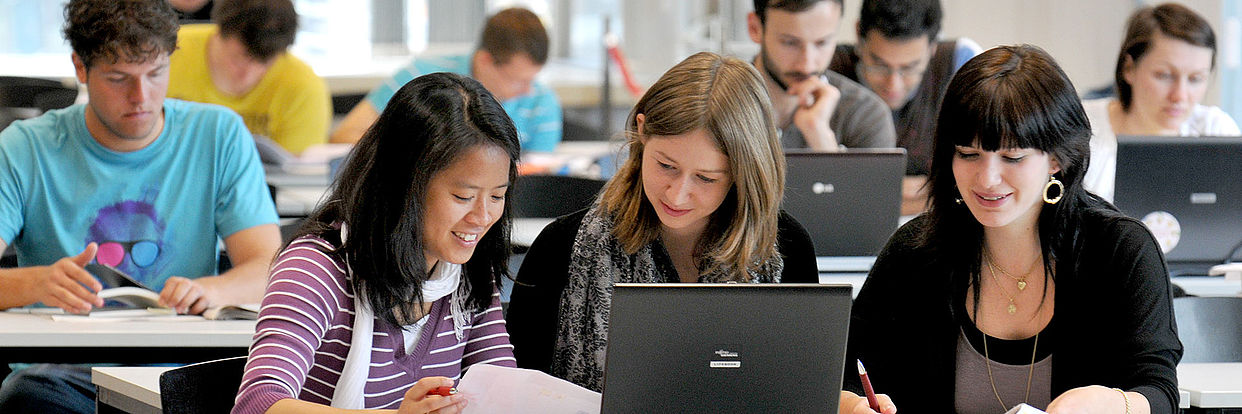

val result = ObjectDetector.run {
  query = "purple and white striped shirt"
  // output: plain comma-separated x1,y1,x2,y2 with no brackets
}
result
232,235,516,413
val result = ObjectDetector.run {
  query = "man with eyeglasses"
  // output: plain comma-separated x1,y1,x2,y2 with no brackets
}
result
829,0,980,214
747,0,896,151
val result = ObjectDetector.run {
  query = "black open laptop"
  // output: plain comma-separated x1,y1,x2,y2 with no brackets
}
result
600,283,853,413
783,149,906,257
1114,136,1242,275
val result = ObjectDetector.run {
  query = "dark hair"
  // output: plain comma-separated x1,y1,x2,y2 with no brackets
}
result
62,0,179,68
752,0,843,26
924,45,1107,311
478,8,549,66
212,0,298,61
1115,3,1216,111
857,0,942,41
294,72,521,326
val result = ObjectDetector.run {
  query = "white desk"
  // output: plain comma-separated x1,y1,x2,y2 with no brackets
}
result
92,366,165,414
1171,276,1242,298
1178,362,1242,409
90,360,1242,414
0,311,254,364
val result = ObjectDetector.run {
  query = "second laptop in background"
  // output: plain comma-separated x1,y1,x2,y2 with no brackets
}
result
783,149,907,257
1114,135,1242,275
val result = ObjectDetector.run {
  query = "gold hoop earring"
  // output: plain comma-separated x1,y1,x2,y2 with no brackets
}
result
1043,175,1064,204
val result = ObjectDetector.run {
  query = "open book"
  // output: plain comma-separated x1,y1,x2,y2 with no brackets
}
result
86,263,167,314
201,303,260,320
84,263,259,320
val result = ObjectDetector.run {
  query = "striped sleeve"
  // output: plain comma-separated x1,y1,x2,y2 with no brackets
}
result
461,289,517,369
233,237,350,414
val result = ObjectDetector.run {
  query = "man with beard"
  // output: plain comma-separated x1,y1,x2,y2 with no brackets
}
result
747,0,896,150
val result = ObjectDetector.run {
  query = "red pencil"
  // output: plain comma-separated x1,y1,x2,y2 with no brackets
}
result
857,359,881,411
429,386,456,397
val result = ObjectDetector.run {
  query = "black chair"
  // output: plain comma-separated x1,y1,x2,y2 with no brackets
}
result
512,175,605,218
1173,296,1242,362
159,356,248,414
0,76,78,130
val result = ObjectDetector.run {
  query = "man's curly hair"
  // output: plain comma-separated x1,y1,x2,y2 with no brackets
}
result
63,0,179,69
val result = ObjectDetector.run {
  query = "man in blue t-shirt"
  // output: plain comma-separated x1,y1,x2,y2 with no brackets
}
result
0,1,280,412
331,7,563,152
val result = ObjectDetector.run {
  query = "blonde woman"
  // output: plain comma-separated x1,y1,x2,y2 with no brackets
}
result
507,52,893,413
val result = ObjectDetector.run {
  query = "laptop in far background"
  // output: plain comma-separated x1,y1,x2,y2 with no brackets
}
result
783,149,906,257
1114,136,1242,275
600,283,852,414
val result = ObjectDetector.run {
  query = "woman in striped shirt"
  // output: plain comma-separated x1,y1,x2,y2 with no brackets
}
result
233,72,520,414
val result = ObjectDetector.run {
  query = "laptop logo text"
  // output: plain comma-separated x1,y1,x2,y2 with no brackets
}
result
1190,192,1217,204
711,348,742,369
812,182,835,194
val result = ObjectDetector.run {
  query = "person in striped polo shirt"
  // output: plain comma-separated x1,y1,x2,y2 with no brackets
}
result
234,72,520,414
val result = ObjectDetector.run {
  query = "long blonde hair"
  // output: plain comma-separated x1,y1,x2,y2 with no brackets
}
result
598,51,785,278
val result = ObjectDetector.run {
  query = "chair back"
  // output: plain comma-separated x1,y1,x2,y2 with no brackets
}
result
159,356,248,414
512,175,605,218
1173,296,1242,362
0,76,78,130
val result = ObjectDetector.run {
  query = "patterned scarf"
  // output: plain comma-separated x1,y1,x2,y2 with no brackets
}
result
550,205,784,391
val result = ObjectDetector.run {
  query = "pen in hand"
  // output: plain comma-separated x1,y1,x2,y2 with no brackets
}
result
428,386,457,397
857,359,881,412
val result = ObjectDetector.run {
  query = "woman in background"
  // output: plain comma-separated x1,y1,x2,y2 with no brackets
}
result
1082,2,1239,202
845,45,1181,413
233,72,519,414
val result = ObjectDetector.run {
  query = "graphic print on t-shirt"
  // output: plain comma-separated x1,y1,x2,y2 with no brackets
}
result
85,199,170,288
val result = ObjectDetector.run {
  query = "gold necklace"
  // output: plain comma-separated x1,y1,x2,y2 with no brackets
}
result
982,329,1039,411
984,250,1038,291
984,259,1020,314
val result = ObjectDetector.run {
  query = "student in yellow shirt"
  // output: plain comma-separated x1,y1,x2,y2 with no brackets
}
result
168,0,330,155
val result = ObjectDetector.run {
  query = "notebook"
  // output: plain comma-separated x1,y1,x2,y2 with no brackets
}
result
600,283,853,413
1113,135,1242,274
783,149,907,257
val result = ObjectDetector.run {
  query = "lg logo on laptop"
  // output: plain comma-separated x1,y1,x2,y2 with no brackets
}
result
812,182,835,194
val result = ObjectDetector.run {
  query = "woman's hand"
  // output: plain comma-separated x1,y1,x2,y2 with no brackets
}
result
840,390,897,414
1046,385,1148,414
397,377,467,414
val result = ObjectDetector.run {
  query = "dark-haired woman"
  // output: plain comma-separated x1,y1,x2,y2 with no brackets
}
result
844,45,1181,414
233,72,519,414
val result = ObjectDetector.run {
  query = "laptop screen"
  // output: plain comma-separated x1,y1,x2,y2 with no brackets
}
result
783,149,906,257
1114,135,1242,272
600,283,852,413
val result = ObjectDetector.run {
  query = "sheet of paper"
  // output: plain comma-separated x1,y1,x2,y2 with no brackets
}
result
457,364,600,414
1004,403,1048,414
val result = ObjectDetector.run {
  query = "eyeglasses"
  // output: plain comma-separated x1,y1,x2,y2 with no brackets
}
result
857,61,928,80
96,240,160,268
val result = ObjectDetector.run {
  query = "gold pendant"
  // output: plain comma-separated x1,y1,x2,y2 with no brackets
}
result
1017,281,1027,290
1007,303,1017,314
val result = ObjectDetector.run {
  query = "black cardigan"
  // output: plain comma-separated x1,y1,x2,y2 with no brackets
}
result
843,212,1183,413
506,209,820,372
